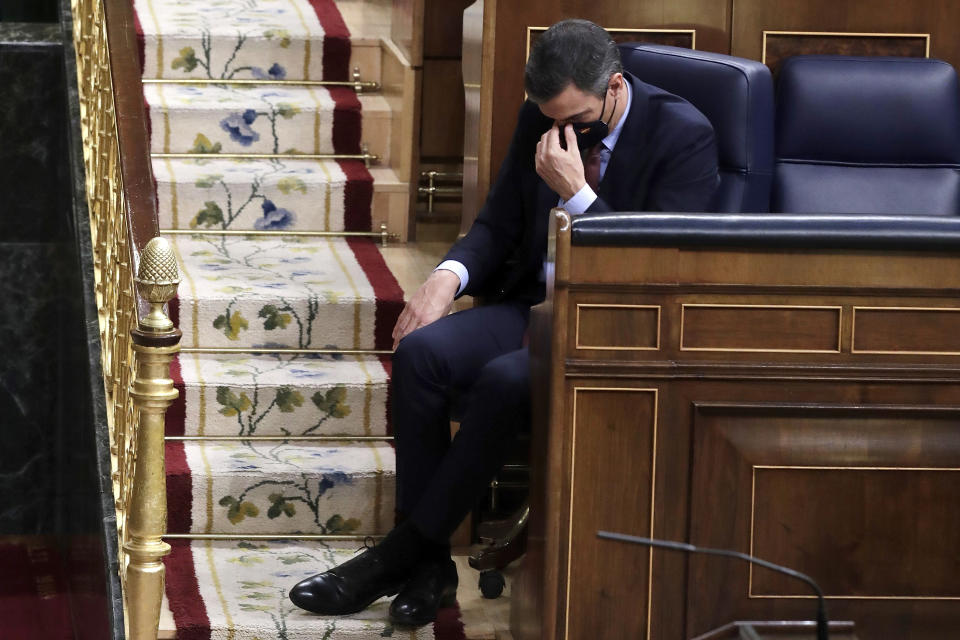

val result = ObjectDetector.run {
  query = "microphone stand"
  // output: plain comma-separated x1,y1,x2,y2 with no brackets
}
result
597,531,829,640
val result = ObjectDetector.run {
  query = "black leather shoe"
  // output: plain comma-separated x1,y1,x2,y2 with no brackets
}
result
289,547,407,615
389,558,458,626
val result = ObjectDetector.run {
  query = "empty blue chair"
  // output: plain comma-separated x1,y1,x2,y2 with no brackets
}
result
774,55,960,215
618,43,775,213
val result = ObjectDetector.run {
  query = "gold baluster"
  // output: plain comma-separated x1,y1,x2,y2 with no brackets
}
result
124,237,181,640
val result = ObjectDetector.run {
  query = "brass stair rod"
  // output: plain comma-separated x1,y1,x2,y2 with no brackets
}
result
141,67,380,92
418,186,463,195
162,222,397,246
151,149,380,168
419,170,464,180
418,170,464,212
125,237,181,640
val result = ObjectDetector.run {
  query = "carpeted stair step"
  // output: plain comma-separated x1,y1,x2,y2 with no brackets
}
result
168,234,403,350
144,84,390,158
163,539,456,639
154,157,375,232
166,440,395,536
134,0,355,82
169,352,391,438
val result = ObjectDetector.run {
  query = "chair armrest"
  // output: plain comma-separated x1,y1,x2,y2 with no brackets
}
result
571,212,960,250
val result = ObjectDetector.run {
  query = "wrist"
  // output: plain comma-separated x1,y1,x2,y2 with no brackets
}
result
562,179,585,203
431,269,461,297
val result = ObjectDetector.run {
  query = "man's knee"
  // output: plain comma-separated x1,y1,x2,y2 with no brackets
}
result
393,324,445,381
474,351,530,407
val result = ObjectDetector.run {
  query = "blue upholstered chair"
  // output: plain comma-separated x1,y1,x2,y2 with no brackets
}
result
774,55,960,215
618,43,775,213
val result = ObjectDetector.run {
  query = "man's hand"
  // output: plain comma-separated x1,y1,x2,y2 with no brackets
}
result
535,124,585,201
392,269,460,349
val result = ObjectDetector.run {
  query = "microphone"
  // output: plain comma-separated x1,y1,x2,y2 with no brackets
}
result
597,531,829,640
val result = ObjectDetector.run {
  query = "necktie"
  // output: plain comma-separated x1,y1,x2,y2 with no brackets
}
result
583,142,605,192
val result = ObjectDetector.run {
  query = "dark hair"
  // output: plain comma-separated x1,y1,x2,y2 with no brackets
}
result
524,19,622,104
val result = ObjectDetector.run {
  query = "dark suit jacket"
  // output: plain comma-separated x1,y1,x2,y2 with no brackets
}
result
445,71,720,304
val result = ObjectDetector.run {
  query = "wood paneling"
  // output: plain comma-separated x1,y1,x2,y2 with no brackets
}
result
566,387,657,640
424,0,473,58
763,31,929,74
381,41,421,239
420,59,465,160
692,621,857,640
393,0,471,189
515,215,960,640
732,0,960,72
752,467,960,597
853,307,960,355
680,305,841,353
574,303,660,352
687,404,960,637
568,247,960,290
461,0,486,236
526,26,696,58
391,0,423,67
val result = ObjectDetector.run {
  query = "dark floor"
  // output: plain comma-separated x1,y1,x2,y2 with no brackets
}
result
0,537,73,640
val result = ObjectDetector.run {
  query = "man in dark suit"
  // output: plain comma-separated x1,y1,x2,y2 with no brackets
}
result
290,19,719,625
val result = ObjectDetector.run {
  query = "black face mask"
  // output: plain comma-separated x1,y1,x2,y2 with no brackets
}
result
560,89,617,151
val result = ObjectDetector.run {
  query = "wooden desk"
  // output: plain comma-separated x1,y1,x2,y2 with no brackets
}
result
512,209,960,640
693,621,856,640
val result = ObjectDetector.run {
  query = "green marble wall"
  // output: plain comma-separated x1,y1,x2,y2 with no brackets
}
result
0,0,58,23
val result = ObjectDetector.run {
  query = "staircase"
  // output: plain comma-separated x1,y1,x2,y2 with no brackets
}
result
130,1,457,637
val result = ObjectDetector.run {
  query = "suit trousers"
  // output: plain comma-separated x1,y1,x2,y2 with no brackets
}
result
392,302,531,542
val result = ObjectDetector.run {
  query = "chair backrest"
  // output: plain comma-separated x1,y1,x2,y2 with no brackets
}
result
618,43,774,213
774,55,960,215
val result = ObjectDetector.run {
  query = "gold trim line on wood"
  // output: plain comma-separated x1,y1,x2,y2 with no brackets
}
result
749,465,960,601
526,26,698,62
680,304,843,354
750,594,960,601
565,386,659,640
574,303,661,351
166,436,394,442
141,78,381,90
754,465,960,472
762,30,931,65
180,347,393,355
162,534,383,541
748,459,758,602
851,306,960,355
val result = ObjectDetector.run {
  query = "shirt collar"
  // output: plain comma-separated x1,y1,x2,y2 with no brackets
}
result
602,77,632,152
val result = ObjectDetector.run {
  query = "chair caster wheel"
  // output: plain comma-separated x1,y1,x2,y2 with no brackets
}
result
479,570,505,599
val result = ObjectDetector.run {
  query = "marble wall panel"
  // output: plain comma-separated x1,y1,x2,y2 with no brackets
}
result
0,242,61,534
0,23,67,242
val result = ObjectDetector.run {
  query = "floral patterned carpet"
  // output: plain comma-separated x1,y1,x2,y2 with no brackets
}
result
144,83,362,156
130,1,463,637
170,353,391,438
168,234,402,350
155,158,373,232
166,540,441,640
135,0,352,81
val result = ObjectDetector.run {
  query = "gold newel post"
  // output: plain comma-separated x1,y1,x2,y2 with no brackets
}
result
125,237,181,640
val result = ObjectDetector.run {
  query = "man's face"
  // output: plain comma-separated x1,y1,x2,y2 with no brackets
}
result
537,73,621,126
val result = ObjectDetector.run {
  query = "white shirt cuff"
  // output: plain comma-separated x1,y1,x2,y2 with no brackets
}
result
435,260,469,296
560,183,598,214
